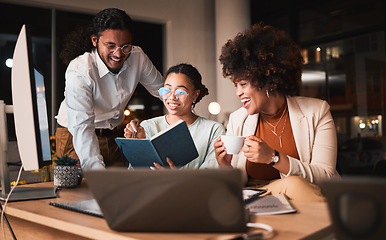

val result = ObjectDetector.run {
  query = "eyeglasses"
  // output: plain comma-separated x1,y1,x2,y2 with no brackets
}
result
158,87,189,101
100,40,132,55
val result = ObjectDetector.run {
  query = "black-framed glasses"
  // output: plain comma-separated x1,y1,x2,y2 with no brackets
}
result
100,40,132,55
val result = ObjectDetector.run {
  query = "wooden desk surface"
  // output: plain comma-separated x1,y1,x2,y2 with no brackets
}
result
3,181,331,240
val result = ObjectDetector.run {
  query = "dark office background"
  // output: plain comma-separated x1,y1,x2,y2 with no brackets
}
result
0,2,164,141
251,0,386,176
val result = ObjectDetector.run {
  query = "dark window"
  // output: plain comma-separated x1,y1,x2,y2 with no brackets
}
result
0,3,51,140
251,0,386,176
0,3,164,139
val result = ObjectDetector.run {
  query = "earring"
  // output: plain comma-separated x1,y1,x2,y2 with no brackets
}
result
266,89,270,99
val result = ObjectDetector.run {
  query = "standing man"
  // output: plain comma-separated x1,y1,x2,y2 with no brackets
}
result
55,8,163,169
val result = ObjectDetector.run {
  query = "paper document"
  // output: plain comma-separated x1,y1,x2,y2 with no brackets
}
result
245,193,296,215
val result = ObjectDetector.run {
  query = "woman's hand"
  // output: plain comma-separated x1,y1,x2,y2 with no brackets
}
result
153,157,177,169
214,137,233,167
242,135,274,164
124,120,146,139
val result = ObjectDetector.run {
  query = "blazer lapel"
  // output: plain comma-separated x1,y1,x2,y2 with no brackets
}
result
242,114,258,136
287,97,311,163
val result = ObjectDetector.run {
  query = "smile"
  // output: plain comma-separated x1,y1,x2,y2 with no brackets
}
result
241,98,251,104
241,98,251,108
167,102,181,108
110,56,122,62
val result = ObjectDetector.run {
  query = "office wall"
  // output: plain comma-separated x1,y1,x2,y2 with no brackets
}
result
215,0,249,125
6,0,232,119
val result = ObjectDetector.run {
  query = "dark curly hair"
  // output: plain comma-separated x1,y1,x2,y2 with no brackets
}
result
219,22,303,96
165,63,209,108
60,8,134,65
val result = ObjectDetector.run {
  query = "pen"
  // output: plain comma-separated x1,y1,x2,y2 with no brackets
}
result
130,121,137,138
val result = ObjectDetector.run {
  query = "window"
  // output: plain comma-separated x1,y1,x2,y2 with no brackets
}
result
0,3,164,138
251,0,386,175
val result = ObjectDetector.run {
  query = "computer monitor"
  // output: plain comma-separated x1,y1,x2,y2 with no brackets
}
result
0,24,56,201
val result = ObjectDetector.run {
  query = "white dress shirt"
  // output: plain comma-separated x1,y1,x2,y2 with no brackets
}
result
55,47,163,169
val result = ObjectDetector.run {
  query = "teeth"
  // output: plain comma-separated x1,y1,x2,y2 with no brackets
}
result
168,103,179,107
241,98,250,103
111,56,121,62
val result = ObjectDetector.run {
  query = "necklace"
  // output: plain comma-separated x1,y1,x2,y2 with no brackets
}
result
262,106,288,148
262,106,287,133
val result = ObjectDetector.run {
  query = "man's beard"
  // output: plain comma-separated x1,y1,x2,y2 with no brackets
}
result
107,66,120,74
96,46,122,74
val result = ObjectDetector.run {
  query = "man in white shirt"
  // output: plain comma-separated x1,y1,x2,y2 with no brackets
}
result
55,8,163,169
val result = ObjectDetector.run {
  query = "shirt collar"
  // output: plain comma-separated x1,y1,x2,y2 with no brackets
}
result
93,49,128,78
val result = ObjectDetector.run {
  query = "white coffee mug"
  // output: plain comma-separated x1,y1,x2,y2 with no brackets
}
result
221,135,245,154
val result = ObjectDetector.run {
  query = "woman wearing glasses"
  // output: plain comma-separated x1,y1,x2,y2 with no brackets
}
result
124,63,225,169
55,8,163,169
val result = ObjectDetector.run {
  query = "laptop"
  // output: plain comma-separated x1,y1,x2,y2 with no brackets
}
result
82,168,248,233
320,177,386,240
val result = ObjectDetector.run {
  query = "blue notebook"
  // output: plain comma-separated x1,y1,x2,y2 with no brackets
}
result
115,120,198,168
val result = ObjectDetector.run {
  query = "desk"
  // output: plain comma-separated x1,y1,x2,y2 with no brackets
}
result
2,182,331,240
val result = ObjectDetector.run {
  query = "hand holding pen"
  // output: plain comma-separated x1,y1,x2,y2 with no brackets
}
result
124,120,145,139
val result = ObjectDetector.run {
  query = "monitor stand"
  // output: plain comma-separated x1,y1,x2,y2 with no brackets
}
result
0,100,56,202
0,186,57,202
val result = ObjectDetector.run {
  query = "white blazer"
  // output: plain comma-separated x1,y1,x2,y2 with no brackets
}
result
226,96,340,185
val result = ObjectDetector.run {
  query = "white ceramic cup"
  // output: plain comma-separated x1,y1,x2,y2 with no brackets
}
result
221,135,245,154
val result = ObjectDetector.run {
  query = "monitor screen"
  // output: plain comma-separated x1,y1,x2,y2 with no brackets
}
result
34,68,51,163
11,24,51,171
0,24,56,201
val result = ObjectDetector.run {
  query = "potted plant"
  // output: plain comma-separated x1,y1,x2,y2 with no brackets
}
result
53,155,80,188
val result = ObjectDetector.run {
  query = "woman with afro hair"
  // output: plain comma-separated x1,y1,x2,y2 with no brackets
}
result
214,23,340,201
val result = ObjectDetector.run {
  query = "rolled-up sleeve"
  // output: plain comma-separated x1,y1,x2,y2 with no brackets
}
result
138,49,164,98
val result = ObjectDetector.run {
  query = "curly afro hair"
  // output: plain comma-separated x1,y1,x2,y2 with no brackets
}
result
219,22,303,96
